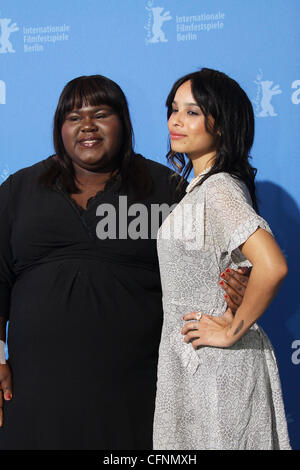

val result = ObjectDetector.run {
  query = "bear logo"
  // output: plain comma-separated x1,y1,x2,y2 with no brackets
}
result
0,18,19,54
254,77,282,118
146,5,172,43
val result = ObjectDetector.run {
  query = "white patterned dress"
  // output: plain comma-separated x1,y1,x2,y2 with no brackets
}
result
153,171,291,450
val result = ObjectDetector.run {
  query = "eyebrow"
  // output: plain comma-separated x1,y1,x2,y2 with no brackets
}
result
172,100,200,107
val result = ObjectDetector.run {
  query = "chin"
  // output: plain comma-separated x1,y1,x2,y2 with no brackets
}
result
78,155,104,165
171,144,186,153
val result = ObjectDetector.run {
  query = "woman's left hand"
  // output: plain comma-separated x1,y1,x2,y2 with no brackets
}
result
181,308,235,349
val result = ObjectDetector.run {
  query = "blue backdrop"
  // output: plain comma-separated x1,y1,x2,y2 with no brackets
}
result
0,0,299,449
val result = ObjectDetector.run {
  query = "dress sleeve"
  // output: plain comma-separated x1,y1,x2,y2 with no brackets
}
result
204,174,272,264
0,176,15,319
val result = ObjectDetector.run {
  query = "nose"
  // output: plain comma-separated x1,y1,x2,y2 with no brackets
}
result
80,116,98,132
169,110,184,127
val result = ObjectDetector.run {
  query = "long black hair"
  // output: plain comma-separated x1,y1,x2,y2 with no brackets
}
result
40,75,152,199
166,68,258,211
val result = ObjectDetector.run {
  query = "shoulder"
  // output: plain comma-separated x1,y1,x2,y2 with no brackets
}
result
144,157,175,178
202,172,242,187
1,156,53,196
143,156,188,202
201,172,251,202
131,154,176,185
10,157,51,181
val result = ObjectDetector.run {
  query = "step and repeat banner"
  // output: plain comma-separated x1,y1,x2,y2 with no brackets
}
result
0,0,299,449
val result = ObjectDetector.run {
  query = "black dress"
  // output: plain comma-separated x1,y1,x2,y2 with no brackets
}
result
0,156,186,450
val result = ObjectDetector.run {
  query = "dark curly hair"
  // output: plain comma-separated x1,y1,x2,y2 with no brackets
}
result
166,68,258,211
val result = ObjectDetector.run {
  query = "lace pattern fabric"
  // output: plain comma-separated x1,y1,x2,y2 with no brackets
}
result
153,172,291,450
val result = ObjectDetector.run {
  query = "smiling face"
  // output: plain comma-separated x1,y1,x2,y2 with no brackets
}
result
168,80,217,173
61,104,123,174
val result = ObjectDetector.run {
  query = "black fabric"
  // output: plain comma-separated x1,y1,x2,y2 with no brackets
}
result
0,156,186,450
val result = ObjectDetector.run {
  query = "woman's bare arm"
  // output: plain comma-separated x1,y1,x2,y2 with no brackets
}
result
225,228,288,344
182,228,288,348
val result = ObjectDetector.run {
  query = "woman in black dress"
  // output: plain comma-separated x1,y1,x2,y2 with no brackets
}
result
0,75,248,449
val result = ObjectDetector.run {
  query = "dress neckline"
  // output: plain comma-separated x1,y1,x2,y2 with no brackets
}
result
186,166,212,193
55,174,120,214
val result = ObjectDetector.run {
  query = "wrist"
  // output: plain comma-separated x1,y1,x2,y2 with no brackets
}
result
224,323,238,347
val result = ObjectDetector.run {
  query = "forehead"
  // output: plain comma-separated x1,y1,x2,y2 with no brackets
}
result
174,80,197,103
63,85,114,114
68,104,112,112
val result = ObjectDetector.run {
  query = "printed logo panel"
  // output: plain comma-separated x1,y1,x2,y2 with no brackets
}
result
145,0,226,45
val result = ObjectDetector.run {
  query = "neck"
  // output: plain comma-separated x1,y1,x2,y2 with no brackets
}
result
73,162,116,188
191,152,216,176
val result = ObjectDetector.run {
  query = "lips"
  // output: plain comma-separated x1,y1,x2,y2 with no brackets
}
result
78,136,103,148
170,133,187,140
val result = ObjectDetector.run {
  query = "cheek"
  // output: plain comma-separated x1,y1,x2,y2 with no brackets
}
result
189,120,206,135
61,124,72,148
167,116,173,130
191,123,214,144
106,120,123,145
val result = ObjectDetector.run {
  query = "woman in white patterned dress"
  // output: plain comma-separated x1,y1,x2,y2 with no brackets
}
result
153,69,291,450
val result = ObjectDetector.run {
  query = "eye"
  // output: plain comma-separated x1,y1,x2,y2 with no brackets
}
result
187,110,199,116
171,108,178,113
95,113,109,119
66,115,80,122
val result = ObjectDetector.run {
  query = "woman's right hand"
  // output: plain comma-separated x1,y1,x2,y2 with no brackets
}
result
0,364,12,427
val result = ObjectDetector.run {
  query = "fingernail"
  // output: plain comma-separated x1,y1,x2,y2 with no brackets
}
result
224,294,228,298
5,393,12,400
219,281,224,286
225,268,231,273
220,273,225,278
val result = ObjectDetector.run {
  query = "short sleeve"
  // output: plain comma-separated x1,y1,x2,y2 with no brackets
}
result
204,174,272,264
0,176,15,319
